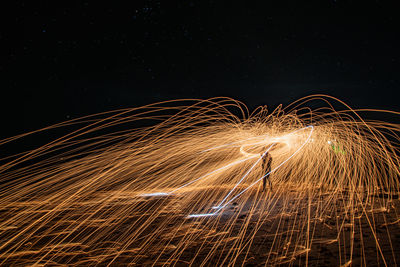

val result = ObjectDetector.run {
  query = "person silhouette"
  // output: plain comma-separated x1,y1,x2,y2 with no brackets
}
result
261,151,273,191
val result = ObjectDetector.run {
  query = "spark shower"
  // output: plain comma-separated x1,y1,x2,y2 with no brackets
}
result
0,95,399,266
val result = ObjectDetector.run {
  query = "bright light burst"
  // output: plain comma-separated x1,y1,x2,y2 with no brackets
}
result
0,95,400,266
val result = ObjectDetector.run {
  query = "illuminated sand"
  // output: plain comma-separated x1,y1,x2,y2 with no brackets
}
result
1,95,400,266
1,186,399,266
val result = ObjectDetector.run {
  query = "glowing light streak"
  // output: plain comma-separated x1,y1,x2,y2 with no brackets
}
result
186,213,216,218
2,96,399,266
189,125,314,218
201,135,268,152
214,144,275,209
142,129,304,199
140,192,170,197
139,152,259,197
214,125,314,213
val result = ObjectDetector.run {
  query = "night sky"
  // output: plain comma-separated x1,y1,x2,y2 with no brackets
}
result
3,1,400,139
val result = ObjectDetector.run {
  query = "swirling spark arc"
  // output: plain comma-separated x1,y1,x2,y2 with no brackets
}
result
0,95,400,266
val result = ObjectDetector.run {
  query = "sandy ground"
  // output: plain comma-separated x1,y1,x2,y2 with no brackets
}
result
1,186,400,266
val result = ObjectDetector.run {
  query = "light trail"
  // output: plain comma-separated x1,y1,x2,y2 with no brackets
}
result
138,153,259,197
201,135,268,153
213,144,275,209
214,125,314,213
190,125,314,217
143,126,308,217
0,96,399,266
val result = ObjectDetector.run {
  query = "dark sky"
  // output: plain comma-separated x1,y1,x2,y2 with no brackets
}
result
3,1,400,139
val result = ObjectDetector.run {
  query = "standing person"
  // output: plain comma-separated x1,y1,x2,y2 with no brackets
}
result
261,152,273,191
